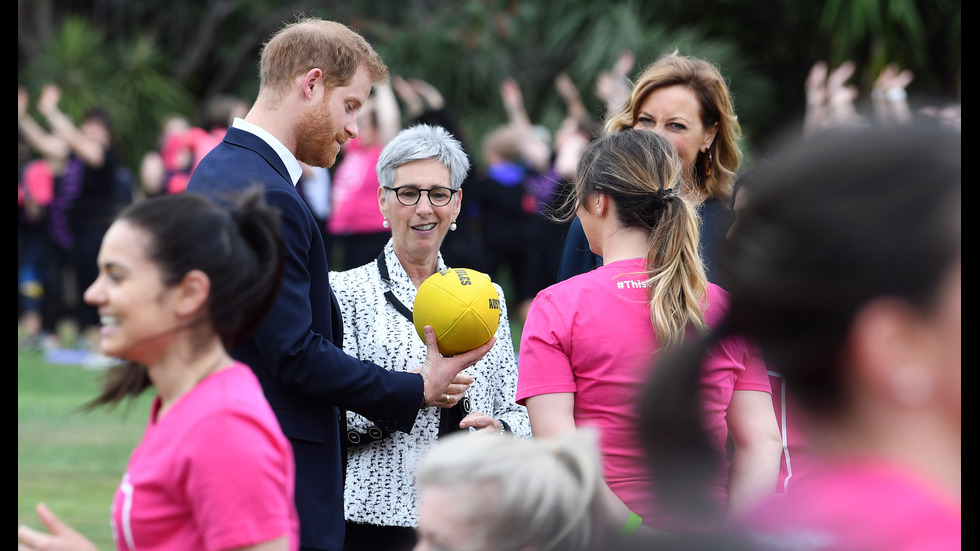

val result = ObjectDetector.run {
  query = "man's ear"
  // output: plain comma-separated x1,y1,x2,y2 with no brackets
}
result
302,68,324,100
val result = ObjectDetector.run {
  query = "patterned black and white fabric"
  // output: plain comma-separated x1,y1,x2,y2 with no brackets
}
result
330,239,531,527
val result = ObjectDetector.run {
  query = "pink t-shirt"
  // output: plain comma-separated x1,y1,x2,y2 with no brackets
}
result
110,363,299,551
769,370,817,495
741,458,961,551
327,137,386,235
516,258,770,529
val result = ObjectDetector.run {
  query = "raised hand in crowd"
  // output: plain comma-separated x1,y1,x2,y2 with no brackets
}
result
872,62,914,125
804,60,865,134
595,49,635,118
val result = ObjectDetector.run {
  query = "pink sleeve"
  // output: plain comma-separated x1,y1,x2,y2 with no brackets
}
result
516,294,577,404
185,411,295,550
730,337,771,393
705,285,771,393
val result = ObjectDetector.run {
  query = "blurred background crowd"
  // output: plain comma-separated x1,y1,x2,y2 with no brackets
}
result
17,0,960,357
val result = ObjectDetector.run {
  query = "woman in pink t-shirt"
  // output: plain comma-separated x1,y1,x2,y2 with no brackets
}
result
17,189,299,551
516,129,781,540
640,124,961,550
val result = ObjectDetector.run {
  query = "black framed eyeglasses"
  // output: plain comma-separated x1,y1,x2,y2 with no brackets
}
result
384,186,457,207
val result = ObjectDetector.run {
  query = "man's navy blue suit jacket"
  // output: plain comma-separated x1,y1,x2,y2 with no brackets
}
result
188,127,423,550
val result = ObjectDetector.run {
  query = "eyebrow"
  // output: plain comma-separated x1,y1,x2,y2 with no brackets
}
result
97,260,130,274
639,111,691,124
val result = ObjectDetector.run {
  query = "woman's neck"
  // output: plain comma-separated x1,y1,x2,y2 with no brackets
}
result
150,340,233,420
596,226,649,264
392,246,439,288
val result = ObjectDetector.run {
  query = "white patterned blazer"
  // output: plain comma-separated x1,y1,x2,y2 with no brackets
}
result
330,239,531,527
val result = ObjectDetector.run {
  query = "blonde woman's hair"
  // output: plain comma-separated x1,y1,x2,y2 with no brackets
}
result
605,50,743,202
416,428,605,551
554,129,707,349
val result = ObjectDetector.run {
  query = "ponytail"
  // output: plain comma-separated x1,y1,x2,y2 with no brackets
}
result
644,186,707,350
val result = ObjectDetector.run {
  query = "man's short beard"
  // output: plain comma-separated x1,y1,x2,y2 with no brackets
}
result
295,98,341,168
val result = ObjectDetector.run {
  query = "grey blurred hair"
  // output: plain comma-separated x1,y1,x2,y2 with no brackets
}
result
415,428,605,551
376,123,471,191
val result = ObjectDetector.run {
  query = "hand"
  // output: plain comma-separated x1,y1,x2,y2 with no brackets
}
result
37,84,61,117
418,325,495,408
595,51,633,112
436,372,475,409
392,76,423,117
594,71,617,102
612,49,635,78
459,411,502,432
554,73,579,102
499,77,524,115
409,78,444,111
825,60,855,92
804,60,828,106
824,61,859,124
17,503,98,551
872,63,914,125
874,63,914,96
18,86,29,120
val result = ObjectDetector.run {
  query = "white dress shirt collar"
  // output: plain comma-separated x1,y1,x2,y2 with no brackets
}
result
231,117,304,186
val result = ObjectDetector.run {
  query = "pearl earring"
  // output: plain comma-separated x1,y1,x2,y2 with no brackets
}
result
449,221,457,231
382,219,390,229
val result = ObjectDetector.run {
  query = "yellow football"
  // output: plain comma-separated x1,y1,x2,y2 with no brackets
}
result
413,268,500,356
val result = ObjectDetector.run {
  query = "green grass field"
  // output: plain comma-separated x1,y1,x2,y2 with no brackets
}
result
18,349,152,549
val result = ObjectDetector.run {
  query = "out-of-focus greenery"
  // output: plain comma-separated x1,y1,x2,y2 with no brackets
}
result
17,0,960,184
18,350,152,550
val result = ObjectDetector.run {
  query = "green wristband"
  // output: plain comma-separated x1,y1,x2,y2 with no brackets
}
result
619,511,642,538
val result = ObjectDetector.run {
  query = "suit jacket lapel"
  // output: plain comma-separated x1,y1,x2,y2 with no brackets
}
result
223,126,293,184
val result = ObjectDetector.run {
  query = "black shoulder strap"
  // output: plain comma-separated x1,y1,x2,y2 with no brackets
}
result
377,250,414,321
